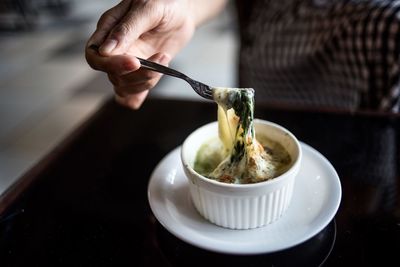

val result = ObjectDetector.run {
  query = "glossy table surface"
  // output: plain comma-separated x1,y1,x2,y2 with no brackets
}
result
0,98,399,266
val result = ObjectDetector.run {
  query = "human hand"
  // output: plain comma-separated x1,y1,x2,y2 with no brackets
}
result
85,0,196,109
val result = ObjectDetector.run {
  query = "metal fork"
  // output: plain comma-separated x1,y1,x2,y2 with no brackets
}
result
89,45,213,99
137,57,214,100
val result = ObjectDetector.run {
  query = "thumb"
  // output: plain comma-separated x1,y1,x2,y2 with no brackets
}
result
99,5,159,56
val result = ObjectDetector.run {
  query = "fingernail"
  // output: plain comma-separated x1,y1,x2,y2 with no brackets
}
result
100,39,117,54
88,44,99,52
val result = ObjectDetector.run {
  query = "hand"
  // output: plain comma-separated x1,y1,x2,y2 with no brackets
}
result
85,0,196,109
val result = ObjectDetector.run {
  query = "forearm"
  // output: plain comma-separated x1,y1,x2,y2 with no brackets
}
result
189,0,228,26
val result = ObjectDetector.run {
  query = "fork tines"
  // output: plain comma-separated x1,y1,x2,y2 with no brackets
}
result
195,82,214,100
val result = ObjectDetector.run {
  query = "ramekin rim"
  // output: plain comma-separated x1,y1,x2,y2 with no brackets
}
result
181,119,302,189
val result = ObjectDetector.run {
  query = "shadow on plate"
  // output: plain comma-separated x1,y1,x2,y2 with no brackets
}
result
154,219,337,267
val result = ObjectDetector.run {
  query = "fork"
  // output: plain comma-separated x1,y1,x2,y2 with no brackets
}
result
89,44,214,99
137,57,214,100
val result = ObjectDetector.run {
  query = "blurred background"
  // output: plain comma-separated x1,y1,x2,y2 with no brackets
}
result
0,0,238,195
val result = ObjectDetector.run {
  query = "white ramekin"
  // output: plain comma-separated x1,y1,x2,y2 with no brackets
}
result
181,119,302,230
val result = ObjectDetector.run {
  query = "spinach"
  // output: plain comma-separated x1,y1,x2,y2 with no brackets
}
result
230,89,255,164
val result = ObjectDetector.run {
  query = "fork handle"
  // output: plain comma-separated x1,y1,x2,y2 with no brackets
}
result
137,57,188,80
89,45,187,80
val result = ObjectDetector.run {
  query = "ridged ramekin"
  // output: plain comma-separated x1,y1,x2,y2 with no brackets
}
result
181,119,302,230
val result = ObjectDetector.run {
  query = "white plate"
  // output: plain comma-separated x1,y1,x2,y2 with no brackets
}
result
147,142,342,255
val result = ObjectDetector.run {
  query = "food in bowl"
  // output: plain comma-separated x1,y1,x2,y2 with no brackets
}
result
180,87,302,229
195,87,292,184
194,133,292,184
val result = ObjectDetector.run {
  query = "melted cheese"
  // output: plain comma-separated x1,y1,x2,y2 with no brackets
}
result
194,87,291,184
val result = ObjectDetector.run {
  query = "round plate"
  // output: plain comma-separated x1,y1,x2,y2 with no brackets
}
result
147,142,342,255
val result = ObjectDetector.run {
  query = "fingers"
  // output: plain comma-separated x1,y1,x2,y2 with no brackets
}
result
112,53,171,109
112,52,170,95
115,91,149,110
86,0,132,49
85,45,141,76
99,1,161,56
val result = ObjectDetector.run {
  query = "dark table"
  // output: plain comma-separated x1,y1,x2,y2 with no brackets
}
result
0,98,399,266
